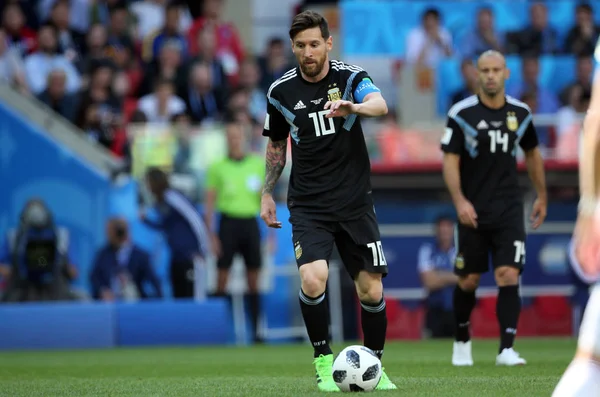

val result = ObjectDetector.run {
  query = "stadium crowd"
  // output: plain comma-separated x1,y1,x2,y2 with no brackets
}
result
0,0,594,174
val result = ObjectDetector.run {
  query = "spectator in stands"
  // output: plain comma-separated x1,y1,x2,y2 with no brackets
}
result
449,59,478,107
106,2,134,50
375,110,436,164
564,3,600,57
258,37,292,93
560,55,594,105
507,55,559,114
38,0,93,35
181,61,226,123
90,217,162,302
1,2,37,56
47,0,85,62
520,89,554,150
187,0,244,83
556,84,587,138
405,8,453,68
556,90,590,161
140,167,211,299
0,198,78,302
77,24,108,74
186,24,228,92
37,69,77,122
0,28,28,94
142,1,188,63
506,2,559,56
24,24,81,95
417,215,457,338
238,57,266,124
131,0,192,42
139,39,186,97
460,7,504,59
138,77,186,124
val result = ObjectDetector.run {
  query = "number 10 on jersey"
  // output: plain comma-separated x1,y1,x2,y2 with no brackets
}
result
367,241,387,267
309,110,336,137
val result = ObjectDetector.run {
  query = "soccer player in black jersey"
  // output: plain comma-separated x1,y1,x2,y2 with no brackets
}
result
259,10,397,392
553,38,600,396
441,50,547,367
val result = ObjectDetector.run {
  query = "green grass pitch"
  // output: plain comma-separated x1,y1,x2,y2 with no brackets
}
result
0,338,575,396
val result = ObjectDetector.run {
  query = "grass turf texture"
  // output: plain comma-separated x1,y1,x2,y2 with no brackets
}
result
0,338,574,396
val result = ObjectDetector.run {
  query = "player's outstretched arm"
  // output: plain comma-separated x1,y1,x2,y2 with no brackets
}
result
523,147,547,229
351,92,388,118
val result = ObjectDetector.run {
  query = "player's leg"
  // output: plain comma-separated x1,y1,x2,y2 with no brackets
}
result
552,284,600,396
292,216,338,392
215,216,237,296
452,224,489,366
337,210,396,390
490,220,526,365
240,217,263,343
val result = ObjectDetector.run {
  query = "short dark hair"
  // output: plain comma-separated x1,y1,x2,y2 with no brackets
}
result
422,8,440,21
289,10,330,41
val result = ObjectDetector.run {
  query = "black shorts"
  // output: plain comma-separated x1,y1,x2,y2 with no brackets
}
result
290,209,389,280
454,210,526,276
217,215,262,270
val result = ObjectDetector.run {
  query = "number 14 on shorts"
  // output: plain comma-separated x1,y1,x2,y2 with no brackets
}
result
367,241,387,267
514,240,525,264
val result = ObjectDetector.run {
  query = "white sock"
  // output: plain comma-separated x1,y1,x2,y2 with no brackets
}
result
552,360,600,397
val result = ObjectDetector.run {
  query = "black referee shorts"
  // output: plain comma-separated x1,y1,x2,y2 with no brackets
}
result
217,214,262,270
454,206,526,276
290,208,389,280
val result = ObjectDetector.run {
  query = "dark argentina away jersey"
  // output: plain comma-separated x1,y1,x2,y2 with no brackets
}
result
262,60,379,221
440,95,539,226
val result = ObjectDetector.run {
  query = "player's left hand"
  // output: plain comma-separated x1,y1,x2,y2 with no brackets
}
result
324,100,356,118
530,198,547,229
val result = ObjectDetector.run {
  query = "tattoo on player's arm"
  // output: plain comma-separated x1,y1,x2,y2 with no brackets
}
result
263,138,288,195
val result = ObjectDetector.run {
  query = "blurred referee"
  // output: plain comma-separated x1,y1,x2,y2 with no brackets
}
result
204,118,266,343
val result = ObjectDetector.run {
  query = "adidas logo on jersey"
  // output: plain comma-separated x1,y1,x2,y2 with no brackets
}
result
294,100,306,110
476,120,489,129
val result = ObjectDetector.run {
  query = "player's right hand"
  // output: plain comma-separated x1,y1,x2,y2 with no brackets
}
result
572,214,600,281
456,198,478,228
260,194,282,229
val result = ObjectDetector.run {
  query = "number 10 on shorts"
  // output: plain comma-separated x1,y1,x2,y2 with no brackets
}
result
367,241,387,267
513,240,525,264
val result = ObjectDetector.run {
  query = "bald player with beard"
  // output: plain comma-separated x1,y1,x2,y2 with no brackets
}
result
552,38,600,397
441,50,547,367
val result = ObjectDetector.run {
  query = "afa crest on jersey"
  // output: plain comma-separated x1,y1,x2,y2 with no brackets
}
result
455,254,465,269
294,242,303,259
328,84,341,101
506,112,518,131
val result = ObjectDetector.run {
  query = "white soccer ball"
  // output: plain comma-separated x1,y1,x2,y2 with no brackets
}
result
331,345,382,392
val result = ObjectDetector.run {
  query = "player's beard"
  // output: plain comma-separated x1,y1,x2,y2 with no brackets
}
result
480,81,502,98
300,56,326,78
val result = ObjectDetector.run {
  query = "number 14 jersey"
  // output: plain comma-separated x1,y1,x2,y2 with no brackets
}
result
262,60,376,221
441,95,539,226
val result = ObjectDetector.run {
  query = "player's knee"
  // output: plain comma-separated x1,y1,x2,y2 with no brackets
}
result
354,271,383,303
458,274,480,292
494,266,519,286
299,261,328,297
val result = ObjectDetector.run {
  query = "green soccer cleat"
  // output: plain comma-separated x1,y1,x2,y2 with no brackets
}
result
313,354,340,392
376,368,398,390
